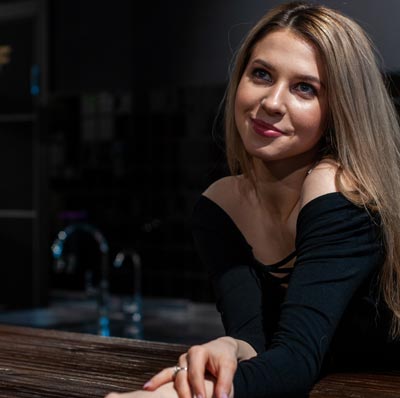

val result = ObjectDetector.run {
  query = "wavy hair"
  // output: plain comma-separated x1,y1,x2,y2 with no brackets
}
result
224,1,400,336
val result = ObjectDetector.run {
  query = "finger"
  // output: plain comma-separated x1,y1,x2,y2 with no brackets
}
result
173,367,192,398
186,346,208,398
214,359,237,398
144,353,189,391
143,367,175,390
172,354,192,398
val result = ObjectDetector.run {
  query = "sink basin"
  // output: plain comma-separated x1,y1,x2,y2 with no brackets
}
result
0,292,225,345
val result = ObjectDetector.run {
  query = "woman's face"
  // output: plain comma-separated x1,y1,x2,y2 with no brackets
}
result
235,29,328,165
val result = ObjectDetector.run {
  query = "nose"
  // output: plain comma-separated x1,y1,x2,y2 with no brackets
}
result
260,83,287,116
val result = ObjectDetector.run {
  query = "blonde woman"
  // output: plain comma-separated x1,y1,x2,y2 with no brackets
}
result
107,2,400,397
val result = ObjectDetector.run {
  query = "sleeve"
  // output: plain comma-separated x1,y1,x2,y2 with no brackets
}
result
233,193,385,398
191,195,279,353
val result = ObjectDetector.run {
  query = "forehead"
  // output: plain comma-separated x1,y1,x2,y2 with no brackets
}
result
250,29,325,78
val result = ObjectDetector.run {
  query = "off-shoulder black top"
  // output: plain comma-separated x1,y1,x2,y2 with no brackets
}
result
192,192,398,398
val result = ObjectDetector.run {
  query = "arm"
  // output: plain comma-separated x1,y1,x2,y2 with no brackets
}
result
233,192,384,397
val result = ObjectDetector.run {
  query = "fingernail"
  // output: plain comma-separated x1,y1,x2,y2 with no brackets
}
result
196,395,204,398
143,381,152,389
221,393,229,398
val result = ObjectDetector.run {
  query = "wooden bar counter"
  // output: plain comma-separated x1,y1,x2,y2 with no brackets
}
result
0,324,399,398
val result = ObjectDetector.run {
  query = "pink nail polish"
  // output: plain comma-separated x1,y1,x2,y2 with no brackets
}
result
143,381,152,389
221,393,229,398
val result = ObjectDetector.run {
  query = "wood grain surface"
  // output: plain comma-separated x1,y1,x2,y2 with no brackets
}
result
0,324,183,397
0,324,398,398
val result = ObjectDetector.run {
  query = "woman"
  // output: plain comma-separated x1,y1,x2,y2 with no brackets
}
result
107,2,400,397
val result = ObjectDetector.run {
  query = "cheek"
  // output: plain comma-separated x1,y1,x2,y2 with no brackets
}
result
294,101,326,134
234,84,259,132
234,83,246,113
235,79,258,111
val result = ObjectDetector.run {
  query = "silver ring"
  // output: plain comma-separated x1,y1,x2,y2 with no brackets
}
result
172,365,188,379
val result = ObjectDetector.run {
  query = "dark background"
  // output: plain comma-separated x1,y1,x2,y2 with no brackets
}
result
0,0,400,310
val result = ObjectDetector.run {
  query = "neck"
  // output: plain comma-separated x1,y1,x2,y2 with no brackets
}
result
248,152,318,221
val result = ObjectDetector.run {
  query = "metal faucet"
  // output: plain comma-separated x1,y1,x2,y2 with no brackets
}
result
51,223,110,336
113,249,143,339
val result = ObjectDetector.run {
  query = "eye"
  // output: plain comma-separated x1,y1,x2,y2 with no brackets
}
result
295,82,317,97
251,68,272,83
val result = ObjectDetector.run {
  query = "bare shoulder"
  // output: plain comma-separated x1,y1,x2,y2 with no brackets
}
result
300,160,339,208
203,176,242,209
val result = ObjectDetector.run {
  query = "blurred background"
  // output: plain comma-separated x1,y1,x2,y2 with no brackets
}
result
0,0,399,344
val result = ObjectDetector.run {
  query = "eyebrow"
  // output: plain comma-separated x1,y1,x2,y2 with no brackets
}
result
251,58,325,88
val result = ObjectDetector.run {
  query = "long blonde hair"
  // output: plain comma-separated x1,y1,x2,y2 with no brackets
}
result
224,1,400,336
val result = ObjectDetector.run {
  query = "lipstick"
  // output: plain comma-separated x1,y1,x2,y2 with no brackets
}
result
251,118,284,138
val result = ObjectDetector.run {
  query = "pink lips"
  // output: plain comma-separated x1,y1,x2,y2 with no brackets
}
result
251,118,284,138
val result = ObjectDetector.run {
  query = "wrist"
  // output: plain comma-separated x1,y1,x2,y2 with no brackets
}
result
217,336,239,357
223,337,257,361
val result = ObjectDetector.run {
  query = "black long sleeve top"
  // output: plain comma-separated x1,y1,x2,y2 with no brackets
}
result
191,192,396,398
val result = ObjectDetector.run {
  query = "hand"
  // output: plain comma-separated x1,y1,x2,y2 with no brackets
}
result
144,337,240,398
105,382,178,398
